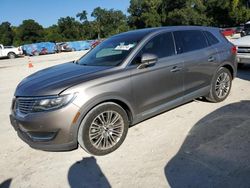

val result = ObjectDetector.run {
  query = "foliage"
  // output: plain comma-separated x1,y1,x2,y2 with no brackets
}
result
14,19,44,45
204,0,250,26
2,0,250,46
163,0,211,26
76,10,88,23
128,0,162,28
44,25,64,42
91,7,129,38
57,16,82,41
0,22,14,45
166,7,212,26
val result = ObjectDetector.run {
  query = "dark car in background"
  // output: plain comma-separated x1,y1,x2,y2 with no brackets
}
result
10,26,237,156
235,26,244,34
240,21,250,36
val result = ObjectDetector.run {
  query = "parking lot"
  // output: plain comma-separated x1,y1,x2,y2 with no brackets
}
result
1,52,250,188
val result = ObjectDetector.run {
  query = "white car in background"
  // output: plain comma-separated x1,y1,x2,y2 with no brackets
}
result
232,36,250,66
0,44,23,59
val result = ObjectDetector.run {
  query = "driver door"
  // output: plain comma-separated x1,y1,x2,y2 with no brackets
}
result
129,32,184,119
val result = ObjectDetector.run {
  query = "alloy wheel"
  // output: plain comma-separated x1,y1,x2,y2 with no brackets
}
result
215,72,231,99
89,111,125,150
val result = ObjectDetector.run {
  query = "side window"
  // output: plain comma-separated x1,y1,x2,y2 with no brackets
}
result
174,30,208,54
131,32,175,65
204,31,219,46
0,46,2,49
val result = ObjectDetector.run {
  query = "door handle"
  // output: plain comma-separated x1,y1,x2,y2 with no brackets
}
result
170,66,182,72
208,56,216,62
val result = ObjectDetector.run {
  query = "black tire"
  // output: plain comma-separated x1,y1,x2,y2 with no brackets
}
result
238,63,244,69
78,102,129,156
206,67,232,103
8,52,16,59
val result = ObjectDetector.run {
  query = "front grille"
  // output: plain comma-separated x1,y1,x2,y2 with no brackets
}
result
16,98,37,114
237,46,250,54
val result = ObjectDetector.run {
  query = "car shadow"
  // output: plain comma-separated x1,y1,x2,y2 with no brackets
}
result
68,157,111,188
165,100,250,188
237,64,250,81
0,179,12,188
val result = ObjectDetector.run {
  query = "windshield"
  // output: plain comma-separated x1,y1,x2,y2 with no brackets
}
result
77,34,144,66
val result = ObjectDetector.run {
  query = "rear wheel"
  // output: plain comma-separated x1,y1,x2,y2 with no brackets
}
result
78,102,129,156
8,52,16,59
206,67,232,102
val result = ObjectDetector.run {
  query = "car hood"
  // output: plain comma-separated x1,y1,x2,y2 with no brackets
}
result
232,36,250,47
15,62,112,96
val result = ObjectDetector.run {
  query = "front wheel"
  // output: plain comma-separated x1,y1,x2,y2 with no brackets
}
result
8,52,16,59
206,67,232,102
78,102,129,156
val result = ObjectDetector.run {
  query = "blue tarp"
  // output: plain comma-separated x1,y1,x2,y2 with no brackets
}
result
22,42,56,55
65,40,92,51
22,40,93,56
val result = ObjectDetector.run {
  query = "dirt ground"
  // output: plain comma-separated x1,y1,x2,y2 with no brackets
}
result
0,51,250,188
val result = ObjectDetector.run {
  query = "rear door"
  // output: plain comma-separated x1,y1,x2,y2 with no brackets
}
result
129,32,184,117
173,30,219,98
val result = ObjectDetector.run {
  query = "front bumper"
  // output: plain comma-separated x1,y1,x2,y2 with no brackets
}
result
10,103,80,151
237,53,250,64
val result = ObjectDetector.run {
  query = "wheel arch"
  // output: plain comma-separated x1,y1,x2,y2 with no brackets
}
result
7,51,16,56
77,97,135,128
222,64,235,79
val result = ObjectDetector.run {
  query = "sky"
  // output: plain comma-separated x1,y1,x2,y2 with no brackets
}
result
0,0,130,27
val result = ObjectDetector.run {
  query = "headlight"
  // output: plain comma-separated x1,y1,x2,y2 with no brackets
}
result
32,93,77,112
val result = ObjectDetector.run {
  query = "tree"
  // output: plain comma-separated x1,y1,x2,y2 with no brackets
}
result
44,25,64,42
15,19,44,45
0,22,14,45
91,7,129,38
57,16,82,41
166,7,211,26
91,7,106,38
77,10,88,23
5,0,250,46
128,0,162,29
161,0,211,26
205,0,250,27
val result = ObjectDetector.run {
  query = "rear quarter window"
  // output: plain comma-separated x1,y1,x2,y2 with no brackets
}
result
173,30,208,54
204,31,219,46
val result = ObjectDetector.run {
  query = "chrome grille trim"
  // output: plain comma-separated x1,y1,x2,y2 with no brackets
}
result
16,98,37,114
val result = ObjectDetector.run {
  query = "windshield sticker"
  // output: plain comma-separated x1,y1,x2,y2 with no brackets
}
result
114,43,135,51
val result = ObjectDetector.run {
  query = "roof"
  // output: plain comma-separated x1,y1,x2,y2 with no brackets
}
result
112,26,219,39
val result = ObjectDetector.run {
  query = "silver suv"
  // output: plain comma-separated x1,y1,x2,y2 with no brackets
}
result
10,26,237,155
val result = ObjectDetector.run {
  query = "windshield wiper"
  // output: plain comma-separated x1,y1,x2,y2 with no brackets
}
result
73,60,79,64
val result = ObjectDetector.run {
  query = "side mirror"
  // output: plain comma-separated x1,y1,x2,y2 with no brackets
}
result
137,53,158,69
